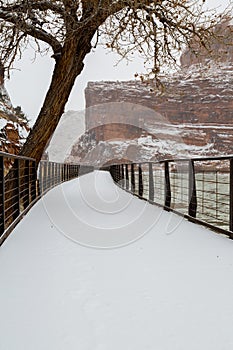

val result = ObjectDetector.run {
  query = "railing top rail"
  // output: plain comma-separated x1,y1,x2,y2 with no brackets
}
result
0,151,36,162
0,160,84,245
160,154,233,163
105,154,233,167
39,161,93,167
109,156,233,238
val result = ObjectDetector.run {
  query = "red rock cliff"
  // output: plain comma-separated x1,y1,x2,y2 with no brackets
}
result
67,22,233,166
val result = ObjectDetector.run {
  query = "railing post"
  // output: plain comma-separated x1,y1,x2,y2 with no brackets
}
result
149,163,154,201
61,163,64,182
0,156,5,236
38,162,43,195
164,161,171,209
230,159,233,233
57,163,60,184
13,159,20,221
31,161,37,201
47,162,52,189
131,163,135,193
117,165,120,182
51,162,55,187
117,164,122,183
74,165,76,178
188,160,197,218
64,164,67,181
62,163,65,180
44,162,48,192
24,159,30,209
55,163,58,185
62,164,65,182
116,165,119,182
110,165,115,182
121,164,125,188
61,164,64,182
125,164,129,190
113,165,118,183
65,164,68,181
56,163,61,185
36,175,40,198
70,164,72,179
138,164,143,197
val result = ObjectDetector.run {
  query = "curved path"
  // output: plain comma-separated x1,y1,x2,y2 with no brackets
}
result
1,171,233,349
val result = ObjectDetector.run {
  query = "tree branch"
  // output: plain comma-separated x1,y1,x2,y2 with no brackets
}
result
0,1,65,16
0,10,62,53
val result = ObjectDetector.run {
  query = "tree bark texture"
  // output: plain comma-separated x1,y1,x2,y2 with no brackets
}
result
19,32,94,165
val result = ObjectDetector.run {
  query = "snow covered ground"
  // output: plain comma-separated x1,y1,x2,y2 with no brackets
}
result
1,171,233,350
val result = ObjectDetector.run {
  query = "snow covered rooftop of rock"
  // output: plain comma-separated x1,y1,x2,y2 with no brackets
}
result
1,170,233,349
86,61,233,95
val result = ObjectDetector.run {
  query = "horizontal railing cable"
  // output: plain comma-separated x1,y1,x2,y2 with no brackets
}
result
0,152,93,245
107,156,233,238
2,150,233,244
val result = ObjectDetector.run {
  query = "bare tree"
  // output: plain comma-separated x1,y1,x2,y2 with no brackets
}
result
0,0,230,164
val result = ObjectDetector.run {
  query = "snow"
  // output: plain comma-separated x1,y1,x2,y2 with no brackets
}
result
1,170,233,349
176,61,233,84
0,84,14,118
0,117,7,129
93,137,215,164
169,123,233,130
88,61,233,91
87,61,233,108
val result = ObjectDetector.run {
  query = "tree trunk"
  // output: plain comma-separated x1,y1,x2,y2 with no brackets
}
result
2,34,93,231
19,33,94,165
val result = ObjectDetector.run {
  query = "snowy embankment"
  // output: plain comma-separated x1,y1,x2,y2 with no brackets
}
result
1,171,233,350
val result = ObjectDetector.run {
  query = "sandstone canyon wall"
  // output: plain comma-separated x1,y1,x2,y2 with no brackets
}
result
67,21,233,166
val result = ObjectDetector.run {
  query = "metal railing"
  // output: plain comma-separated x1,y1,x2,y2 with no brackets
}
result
0,152,90,245
38,161,80,195
0,152,38,241
2,150,233,244
108,155,233,238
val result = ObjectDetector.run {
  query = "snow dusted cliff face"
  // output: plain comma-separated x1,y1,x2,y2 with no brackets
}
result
0,79,29,155
66,22,233,166
180,18,233,67
85,59,233,125
66,59,233,166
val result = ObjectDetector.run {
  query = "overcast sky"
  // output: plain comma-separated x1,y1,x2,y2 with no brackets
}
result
5,0,231,125
6,47,145,123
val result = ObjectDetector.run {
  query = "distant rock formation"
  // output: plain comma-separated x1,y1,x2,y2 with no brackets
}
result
181,17,233,67
66,20,233,166
0,61,30,155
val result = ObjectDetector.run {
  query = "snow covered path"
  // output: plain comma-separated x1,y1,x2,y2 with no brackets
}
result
1,171,233,350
